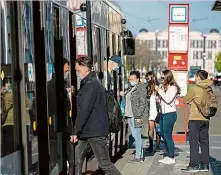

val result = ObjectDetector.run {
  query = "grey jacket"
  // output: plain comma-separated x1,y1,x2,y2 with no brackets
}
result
127,83,149,127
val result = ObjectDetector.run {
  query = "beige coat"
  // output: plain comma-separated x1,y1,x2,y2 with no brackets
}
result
183,79,213,121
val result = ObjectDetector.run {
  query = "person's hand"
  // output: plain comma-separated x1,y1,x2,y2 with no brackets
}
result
70,135,78,143
120,91,125,96
155,85,160,91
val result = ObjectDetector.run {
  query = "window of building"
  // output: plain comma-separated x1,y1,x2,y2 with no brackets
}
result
211,40,216,48
200,51,203,59
190,40,194,48
193,51,198,59
207,51,212,60
196,40,199,48
199,40,203,48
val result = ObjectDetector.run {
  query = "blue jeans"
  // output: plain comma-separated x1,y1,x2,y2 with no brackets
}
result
160,112,177,158
127,117,135,138
135,127,143,159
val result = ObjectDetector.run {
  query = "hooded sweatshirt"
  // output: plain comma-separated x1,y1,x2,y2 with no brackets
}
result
183,79,213,121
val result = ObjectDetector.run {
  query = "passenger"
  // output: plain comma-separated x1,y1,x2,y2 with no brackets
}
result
47,58,74,172
155,70,180,164
181,70,212,173
145,71,161,153
103,55,123,89
121,71,148,162
71,56,121,175
1,77,32,173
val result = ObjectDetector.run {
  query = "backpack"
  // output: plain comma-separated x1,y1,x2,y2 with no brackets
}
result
105,90,122,133
193,86,218,119
1,91,13,126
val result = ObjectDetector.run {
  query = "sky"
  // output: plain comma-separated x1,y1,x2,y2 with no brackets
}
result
117,1,221,35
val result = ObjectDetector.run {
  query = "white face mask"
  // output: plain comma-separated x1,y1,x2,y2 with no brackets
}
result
130,81,138,87
64,71,69,80
76,72,83,80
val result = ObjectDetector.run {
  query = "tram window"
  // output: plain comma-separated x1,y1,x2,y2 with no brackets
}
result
112,33,116,55
123,38,135,55
53,7,59,40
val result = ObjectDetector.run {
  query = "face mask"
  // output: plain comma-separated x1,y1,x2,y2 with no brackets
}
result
130,81,138,87
143,79,147,83
64,72,69,80
76,72,83,80
113,66,119,71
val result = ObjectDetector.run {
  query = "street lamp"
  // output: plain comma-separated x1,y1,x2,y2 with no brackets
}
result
201,32,206,70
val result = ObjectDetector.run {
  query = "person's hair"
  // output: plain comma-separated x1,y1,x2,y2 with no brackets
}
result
162,69,180,95
2,77,11,87
146,71,157,96
129,71,140,81
75,56,93,70
63,58,70,65
196,70,208,80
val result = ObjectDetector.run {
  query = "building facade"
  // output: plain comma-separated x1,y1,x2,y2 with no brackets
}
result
136,29,221,76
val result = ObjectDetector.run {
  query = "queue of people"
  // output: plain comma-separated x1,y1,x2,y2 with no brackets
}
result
1,53,215,174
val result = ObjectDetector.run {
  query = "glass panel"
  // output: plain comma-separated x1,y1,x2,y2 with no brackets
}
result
20,1,38,174
1,2,21,174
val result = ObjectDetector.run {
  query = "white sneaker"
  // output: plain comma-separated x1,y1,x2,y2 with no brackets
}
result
161,157,175,165
158,157,169,163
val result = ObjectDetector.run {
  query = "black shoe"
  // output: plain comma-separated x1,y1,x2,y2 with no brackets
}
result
144,146,153,152
199,164,209,172
155,145,161,152
181,166,199,173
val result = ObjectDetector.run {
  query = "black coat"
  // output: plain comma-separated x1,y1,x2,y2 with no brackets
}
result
47,77,72,139
74,72,109,138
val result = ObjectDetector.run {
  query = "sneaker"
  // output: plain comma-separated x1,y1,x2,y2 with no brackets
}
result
130,157,144,163
199,164,209,172
159,157,169,163
160,157,175,165
181,166,199,173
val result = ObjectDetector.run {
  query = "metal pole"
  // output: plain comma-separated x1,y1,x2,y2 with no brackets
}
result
203,36,206,70
86,0,93,62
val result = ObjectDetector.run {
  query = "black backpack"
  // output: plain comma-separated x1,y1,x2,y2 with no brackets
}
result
105,90,122,133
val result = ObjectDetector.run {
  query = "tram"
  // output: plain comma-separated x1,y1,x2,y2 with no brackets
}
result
0,0,134,174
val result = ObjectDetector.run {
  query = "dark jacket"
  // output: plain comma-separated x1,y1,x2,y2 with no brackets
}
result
47,76,72,139
74,72,109,138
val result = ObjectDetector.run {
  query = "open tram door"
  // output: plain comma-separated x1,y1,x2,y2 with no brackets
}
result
45,2,77,174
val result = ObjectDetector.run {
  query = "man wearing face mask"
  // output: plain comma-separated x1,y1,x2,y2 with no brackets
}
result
70,56,121,175
103,55,123,89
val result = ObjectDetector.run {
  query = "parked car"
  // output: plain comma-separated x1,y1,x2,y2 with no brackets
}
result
213,76,221,86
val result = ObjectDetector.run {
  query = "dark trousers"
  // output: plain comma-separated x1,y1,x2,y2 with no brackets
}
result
160,112,177,158
75,136,121,175
189,120,209,167
50,139,74,171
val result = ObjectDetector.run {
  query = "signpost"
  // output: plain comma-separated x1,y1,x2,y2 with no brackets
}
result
168,4,189,143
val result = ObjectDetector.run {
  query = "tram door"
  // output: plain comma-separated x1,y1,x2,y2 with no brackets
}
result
45,2,75,174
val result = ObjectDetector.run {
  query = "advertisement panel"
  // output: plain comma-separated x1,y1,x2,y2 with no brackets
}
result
76,27,87,57
172,71,188,97
168,53,188,70
168,25,189,53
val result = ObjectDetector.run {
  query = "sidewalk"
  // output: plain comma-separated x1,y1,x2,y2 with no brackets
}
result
115,135,221,175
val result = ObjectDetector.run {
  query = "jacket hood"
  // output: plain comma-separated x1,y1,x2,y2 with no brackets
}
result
198,79,213,87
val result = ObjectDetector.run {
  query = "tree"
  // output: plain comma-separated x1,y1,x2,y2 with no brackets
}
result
215,52,221,72
135,39,164,72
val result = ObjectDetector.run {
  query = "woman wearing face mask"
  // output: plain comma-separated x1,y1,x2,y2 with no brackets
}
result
155,70,180,165
122,71,149,162
145,71,161,153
